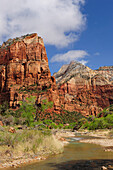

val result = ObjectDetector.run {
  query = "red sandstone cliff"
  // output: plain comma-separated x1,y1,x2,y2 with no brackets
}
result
0,34,113,117
54,61,113,116
0,33,60,111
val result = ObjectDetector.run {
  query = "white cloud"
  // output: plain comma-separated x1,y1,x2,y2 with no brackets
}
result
79,59,88,65
0,0,86,47
50,50,89,64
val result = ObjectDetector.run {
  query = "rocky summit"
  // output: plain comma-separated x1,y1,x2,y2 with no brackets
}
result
54,61,113,116
0,33,60,111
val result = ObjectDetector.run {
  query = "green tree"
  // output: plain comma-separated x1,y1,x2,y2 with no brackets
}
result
16,96,36,126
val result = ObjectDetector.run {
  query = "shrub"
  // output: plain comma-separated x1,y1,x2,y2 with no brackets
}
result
50,123,58,129
16,96,36,126
0,101,9,116
103,111,112,117
58,123,63,129
105,114,113,124
78,118,87,126
97,112,102,118
87,117,108,130
88,115,95,121
68,122,77,129
81,121,89,129
88,121,98,130
43,119,53,125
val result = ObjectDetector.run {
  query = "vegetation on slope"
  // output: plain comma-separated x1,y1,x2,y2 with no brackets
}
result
81,104,113,130
0,96,86,130
0,96,113,131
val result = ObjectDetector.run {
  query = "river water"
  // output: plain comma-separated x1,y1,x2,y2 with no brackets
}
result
17,136,113,170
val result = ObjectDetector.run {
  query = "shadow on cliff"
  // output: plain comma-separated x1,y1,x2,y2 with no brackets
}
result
46,159,113,169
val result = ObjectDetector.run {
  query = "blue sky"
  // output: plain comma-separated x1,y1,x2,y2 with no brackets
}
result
47,0,113,74
0,0,113,75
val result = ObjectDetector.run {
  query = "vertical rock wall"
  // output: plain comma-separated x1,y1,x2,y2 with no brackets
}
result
54,61,113,116
0,33,60,111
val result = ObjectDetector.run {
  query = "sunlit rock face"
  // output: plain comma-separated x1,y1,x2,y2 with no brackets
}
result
54,61,113,116
0,33,113,117
0,33,60,111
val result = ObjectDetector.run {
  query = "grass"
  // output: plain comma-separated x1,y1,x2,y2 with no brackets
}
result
0,129,63,163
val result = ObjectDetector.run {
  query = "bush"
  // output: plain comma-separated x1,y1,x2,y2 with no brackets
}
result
105,114,113,124
50,123,58,129
87,117,109,130
97,112,102,118
78,118,87,126
103,111,112,117
0,101,9,116
88,115,95,121
43,119,53,125
68,122,77,129
58,123,63,129
16,96,36,126
81,121,89,129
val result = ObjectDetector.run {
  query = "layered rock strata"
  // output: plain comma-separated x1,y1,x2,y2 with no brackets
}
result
0,34,113,117
54,61,113,116
0,33,60,111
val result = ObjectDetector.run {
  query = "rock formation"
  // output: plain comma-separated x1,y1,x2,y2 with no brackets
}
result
0,33,113,117
54,61,113,116
0,33,60,111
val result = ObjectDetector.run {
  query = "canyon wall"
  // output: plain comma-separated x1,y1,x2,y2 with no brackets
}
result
0,33,60,111
0,33,113,117
54,61,113,116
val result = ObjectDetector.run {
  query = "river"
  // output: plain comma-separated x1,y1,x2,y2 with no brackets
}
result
16,135,113,170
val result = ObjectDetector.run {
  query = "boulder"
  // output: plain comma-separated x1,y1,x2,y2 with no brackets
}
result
0,121,3,126
8,127,16,133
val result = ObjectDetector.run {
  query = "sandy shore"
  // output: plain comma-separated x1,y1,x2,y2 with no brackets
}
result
78,129,113,152
78,129,111,138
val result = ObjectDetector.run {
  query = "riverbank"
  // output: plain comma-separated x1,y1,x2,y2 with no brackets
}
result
0,129,75,169
78,129,113,151
1,128,113,169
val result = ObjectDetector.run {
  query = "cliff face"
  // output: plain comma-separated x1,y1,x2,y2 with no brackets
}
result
54,61,113,116
0,33,60,111
0,34,113,117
